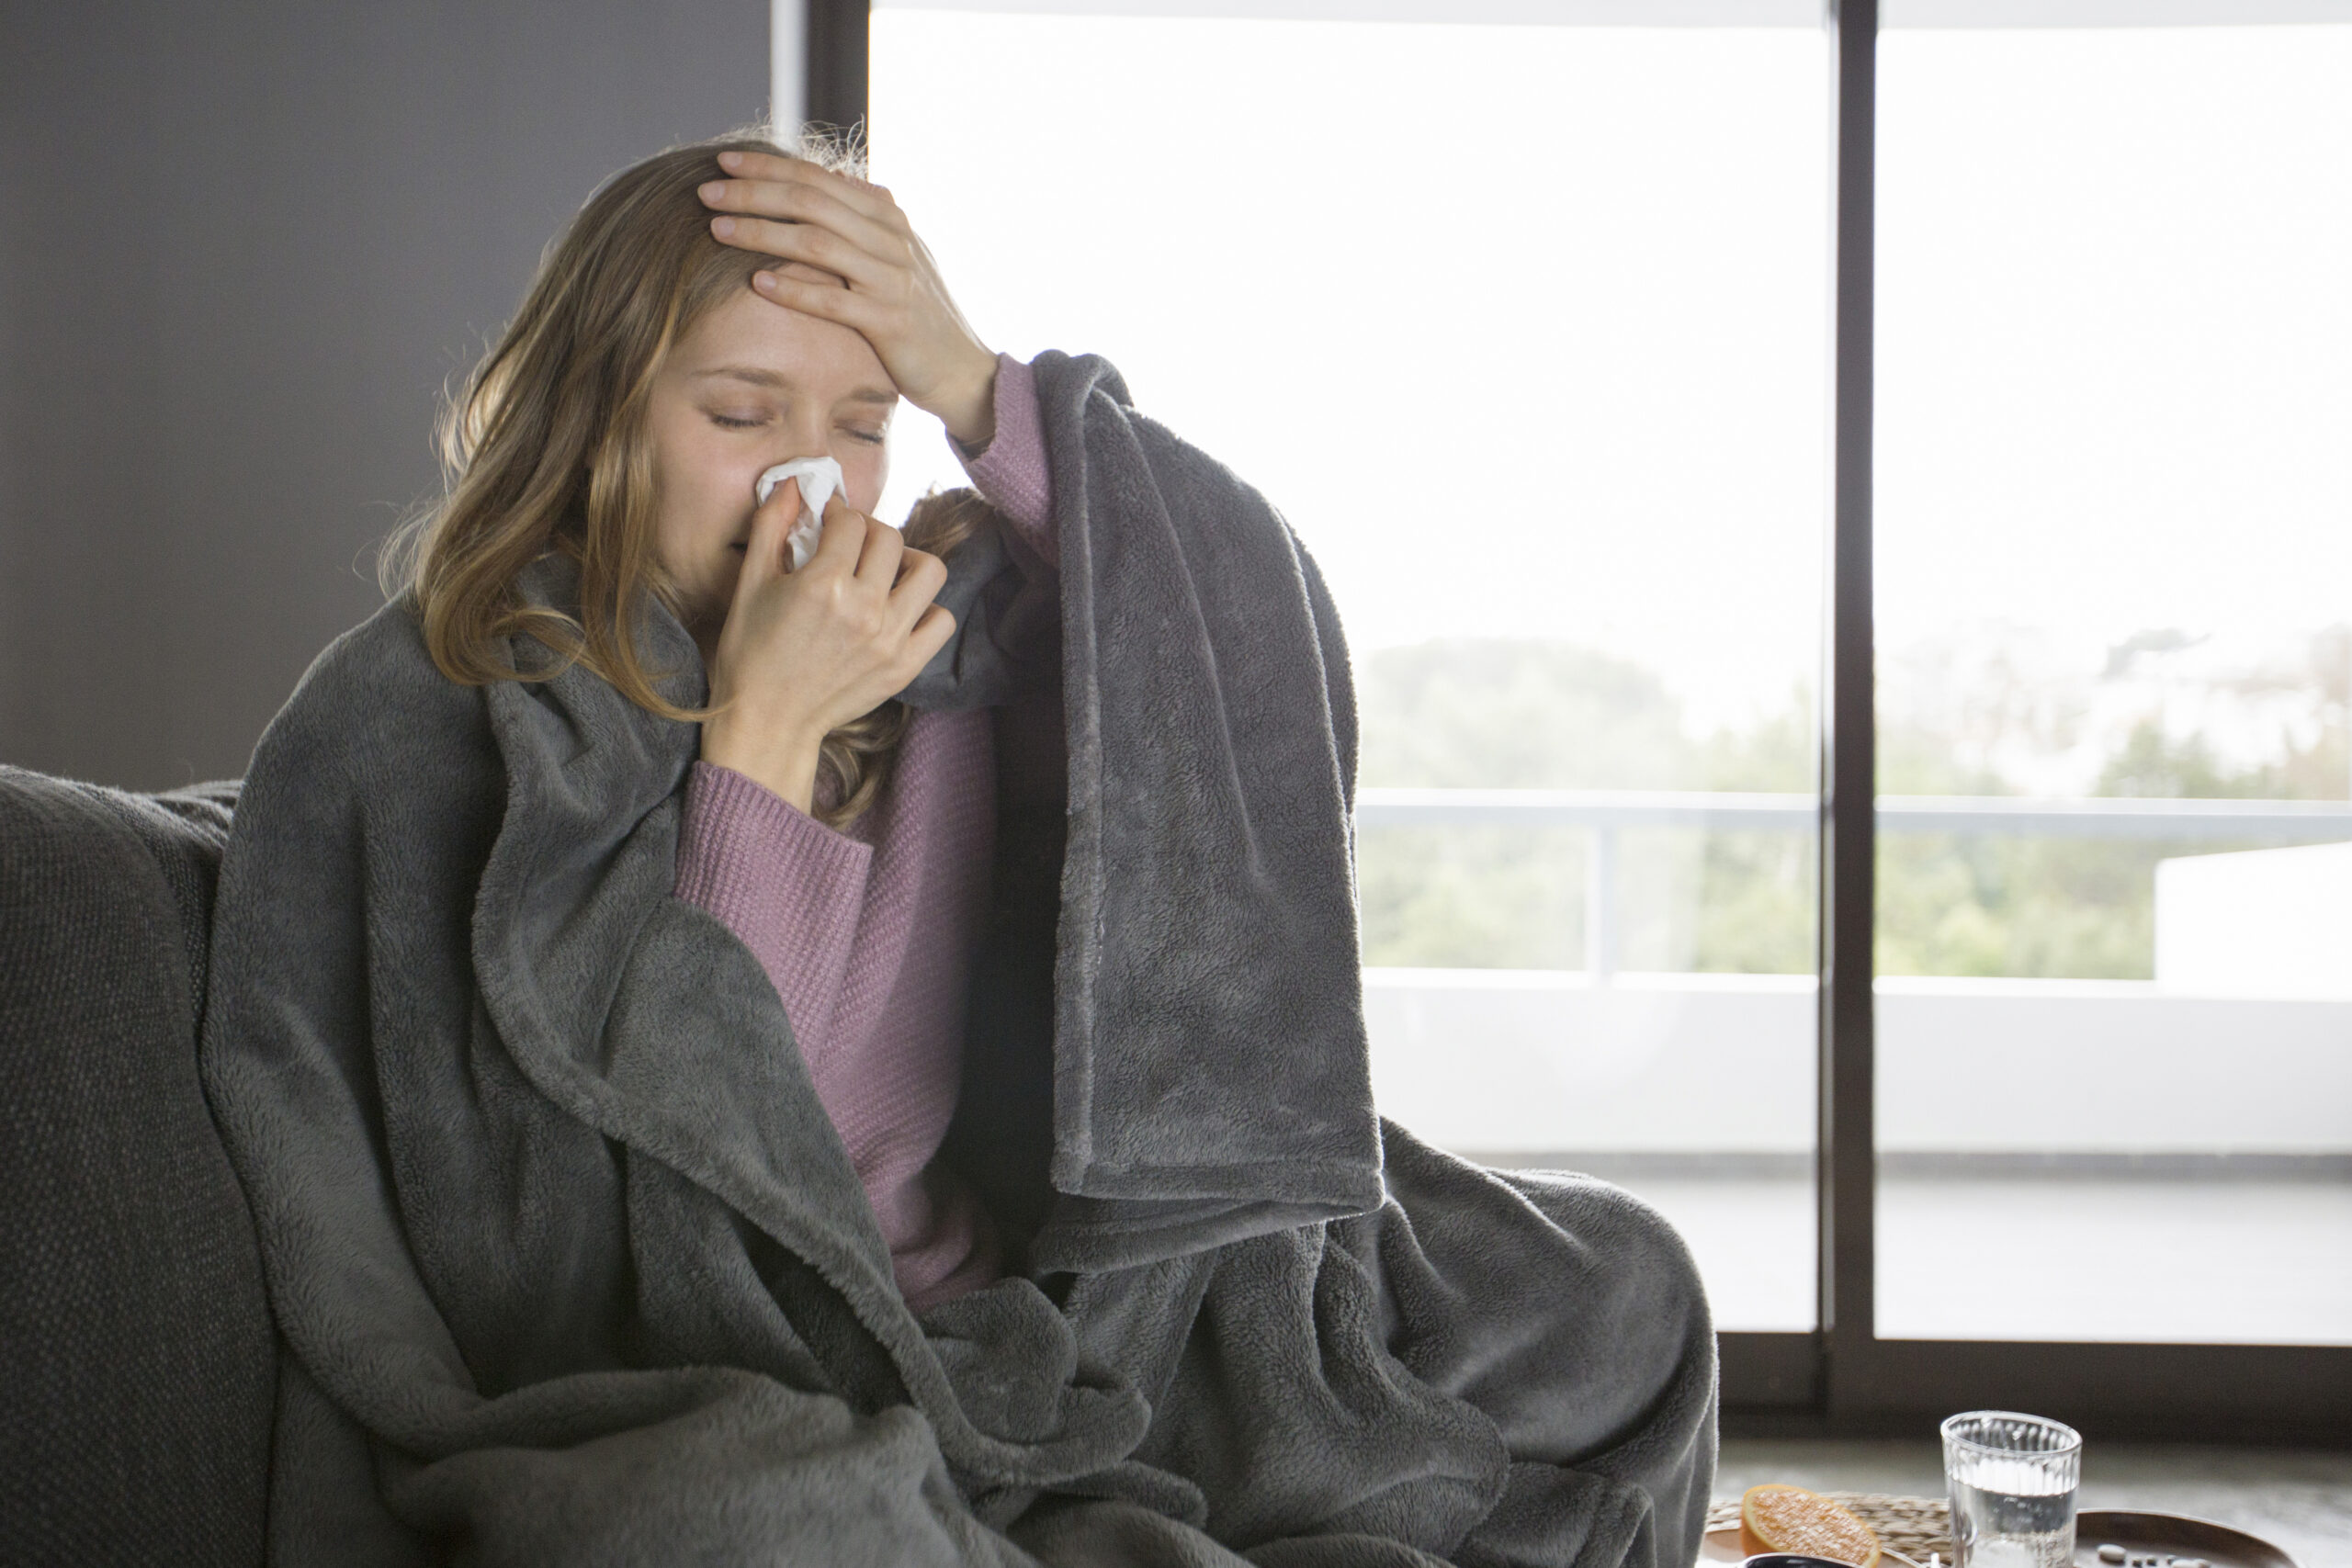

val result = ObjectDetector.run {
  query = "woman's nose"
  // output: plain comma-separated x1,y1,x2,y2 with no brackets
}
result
767,435,828,467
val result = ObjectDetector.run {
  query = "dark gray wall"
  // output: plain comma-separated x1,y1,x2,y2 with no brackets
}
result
0,0,770,789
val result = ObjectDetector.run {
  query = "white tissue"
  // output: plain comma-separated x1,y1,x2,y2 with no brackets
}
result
753,456,845,570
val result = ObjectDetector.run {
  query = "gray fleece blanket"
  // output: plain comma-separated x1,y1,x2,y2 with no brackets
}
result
199,352,1716,1568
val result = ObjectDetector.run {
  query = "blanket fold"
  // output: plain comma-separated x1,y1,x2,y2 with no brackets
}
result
199,351,1713,1568
1023,354,1381,1275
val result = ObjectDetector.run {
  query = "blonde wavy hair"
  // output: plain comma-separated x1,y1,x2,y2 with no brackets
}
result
384,126,990,829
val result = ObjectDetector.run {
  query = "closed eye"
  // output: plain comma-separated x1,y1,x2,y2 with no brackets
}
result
708,412,767,430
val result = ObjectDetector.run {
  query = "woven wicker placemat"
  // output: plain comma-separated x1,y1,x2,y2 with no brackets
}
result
1706,1492,1954,1565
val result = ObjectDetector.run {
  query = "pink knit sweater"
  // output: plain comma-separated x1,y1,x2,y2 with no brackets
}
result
672,355,1051,1314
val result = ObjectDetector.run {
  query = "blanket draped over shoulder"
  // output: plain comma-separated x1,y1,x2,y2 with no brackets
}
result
200,353,1717,1568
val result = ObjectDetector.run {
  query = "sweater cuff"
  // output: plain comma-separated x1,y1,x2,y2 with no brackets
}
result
676,761,870,907
674,761,871,1059
950,353,1056,566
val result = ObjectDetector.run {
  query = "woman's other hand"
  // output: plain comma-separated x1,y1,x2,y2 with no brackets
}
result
698,151,1001,450
698,478,956,815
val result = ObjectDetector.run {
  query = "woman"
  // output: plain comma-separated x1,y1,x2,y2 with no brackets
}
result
199,129,1716,1567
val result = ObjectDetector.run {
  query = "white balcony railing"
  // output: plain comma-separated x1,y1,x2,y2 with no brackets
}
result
1354,790,2352,1164
1355,789,2352,980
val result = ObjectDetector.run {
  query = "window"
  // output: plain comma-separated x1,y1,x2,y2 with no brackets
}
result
820,0,2352,1430
1873,19,2352,1346
866,3,1831,1336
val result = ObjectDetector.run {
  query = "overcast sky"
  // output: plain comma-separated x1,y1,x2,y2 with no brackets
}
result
862,13,2351,733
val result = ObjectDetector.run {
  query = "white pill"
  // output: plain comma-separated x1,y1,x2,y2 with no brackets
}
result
2098,1547,2126,1564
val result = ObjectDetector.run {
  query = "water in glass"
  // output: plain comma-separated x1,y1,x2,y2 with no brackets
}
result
1949,1460,2077,1568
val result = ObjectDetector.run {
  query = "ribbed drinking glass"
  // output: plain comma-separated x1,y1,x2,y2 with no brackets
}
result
1941,1411,2082,1568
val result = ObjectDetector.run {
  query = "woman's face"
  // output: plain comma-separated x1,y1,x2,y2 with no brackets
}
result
644,265,896,649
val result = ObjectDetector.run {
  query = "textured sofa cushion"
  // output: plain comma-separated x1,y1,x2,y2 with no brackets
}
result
0,766,273,1565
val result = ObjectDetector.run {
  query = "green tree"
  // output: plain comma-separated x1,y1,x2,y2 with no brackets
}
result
1357,641,1816,971
1353,629,2349,980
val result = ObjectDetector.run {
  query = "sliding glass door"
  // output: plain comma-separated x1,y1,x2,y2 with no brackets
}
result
865,3,1833,1339
828,0,2352,1433
1873,17,2352,1348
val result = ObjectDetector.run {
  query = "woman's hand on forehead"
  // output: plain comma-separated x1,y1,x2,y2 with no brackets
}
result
699,150,1000,450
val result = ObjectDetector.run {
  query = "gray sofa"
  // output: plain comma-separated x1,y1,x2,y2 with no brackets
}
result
0,766,273,1564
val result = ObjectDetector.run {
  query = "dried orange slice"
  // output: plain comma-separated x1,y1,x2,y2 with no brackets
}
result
1738,1483,1882,1568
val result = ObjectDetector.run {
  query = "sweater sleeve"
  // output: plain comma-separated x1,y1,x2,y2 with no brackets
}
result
949,352,1056,568
673,761,871,1068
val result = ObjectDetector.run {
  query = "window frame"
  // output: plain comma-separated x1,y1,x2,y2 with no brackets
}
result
818,0,2352,1442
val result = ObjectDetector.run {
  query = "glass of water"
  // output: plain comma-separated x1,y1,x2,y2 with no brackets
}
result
1941,1410,2082,1568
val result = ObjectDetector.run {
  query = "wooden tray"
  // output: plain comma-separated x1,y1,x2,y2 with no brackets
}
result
2073,1509,2300,1568
1698,1509,2300,1568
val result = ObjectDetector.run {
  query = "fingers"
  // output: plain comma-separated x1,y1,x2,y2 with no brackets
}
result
806,491,871,572
801,496,944,647
888,547,948,631
705,152,995,435
699,151,909,293
702,176,904,266
755,474,802,526
893,544,946,593
904,604,958,675
735,478,799,592
786,496,948,683
709,212,891,290
718,474,956,720
750,267,889,337
854,504,906,587
709,149,901,231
